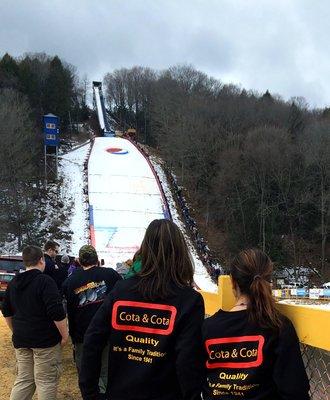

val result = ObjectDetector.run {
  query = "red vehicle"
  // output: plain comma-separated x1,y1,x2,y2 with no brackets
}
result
0,271,15,303
0,255,24,305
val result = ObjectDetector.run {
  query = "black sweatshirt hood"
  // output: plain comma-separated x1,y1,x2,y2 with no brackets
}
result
2,267,66,349
13,269,42,290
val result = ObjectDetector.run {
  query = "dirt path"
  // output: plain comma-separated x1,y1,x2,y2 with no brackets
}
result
0,316,82,399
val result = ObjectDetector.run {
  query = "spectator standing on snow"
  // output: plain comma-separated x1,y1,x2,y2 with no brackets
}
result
62,245,122,398
79,219,205,400
202,248,309,400
115,260,130,277
2,245,68,400
213,264,221,282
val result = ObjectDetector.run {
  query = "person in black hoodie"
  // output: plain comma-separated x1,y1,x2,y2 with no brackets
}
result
62,244,122,397
203,248,310,400
2,245,68,400
79,219,205,400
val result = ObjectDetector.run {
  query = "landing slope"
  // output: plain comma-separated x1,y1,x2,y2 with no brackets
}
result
88,137,166,266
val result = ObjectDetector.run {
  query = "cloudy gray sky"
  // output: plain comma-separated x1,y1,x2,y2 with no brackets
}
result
1,0,329,108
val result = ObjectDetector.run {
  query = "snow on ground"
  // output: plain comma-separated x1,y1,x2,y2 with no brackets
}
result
58,141,90,255
149,156,217,293
88,137,165,267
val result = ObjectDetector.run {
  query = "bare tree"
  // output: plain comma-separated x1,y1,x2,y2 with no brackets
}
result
0,88,41,248
303,121,330,277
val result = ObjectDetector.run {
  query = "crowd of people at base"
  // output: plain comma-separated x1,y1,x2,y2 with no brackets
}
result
1,220,310,400
164,169,222,283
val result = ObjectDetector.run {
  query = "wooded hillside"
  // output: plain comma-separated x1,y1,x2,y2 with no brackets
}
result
104,65,330,278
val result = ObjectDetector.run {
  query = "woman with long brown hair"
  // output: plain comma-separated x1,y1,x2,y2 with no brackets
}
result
203,248,309,400
79,219,205,400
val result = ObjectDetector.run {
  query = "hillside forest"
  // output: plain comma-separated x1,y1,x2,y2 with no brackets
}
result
104,65,330,279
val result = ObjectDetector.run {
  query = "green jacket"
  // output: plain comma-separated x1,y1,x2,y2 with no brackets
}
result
124,258,142,279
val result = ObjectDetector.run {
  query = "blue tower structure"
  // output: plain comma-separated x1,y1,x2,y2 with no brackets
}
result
43,113,60,185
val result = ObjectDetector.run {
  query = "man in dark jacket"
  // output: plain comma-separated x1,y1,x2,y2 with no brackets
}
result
2,245,68,400
62,245,122,397
44,240,60,284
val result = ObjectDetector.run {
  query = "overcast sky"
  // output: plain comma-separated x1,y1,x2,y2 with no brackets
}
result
1,0,330,108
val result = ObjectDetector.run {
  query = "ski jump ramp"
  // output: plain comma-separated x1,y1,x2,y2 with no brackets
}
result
88,137,169,267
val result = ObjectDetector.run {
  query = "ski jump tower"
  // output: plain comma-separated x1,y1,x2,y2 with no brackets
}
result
92,81,114,136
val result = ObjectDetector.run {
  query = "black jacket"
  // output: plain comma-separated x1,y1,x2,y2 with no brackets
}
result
79,276,205,400
62,266,122,343
44,254,59,282
202,309,310,400
2,269,65,348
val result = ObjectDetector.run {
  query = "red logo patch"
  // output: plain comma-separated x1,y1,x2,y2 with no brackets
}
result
106,147,128,154
205,335,265,369
112,300,177,335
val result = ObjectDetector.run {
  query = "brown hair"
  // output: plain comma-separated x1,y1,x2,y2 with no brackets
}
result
136,219,194,300
22,245,44,267
79,245,98,267
230,248,282,331
44,240,59,252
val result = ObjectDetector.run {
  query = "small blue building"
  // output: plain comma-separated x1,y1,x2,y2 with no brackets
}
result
43,113,60,146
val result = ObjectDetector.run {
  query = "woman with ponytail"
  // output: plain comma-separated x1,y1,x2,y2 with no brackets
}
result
203,248,309,400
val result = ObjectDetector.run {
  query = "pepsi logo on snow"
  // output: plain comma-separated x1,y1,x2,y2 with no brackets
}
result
106,147,129,155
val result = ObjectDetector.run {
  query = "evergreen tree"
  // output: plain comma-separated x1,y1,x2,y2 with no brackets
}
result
0,53,19,89
262,90,273,102
18,55,49,118
43,56,74,128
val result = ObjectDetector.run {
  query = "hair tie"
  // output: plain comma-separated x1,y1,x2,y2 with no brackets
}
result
253,274,261,281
